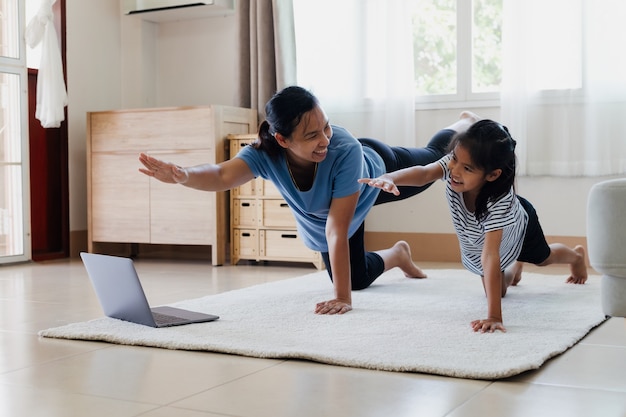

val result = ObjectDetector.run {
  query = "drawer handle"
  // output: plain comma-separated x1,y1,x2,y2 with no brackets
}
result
281,234,297,239
280,203,289,207
241,202,251,207
242,232,251,237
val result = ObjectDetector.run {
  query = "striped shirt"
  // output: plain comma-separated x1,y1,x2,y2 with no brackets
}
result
437,154,528,276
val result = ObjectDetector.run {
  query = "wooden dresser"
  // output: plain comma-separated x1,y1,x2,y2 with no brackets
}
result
228,134,324,269
87,105,257,265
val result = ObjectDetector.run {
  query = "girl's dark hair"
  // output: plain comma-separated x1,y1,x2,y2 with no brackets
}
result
448,119,517,221
253,86,320,159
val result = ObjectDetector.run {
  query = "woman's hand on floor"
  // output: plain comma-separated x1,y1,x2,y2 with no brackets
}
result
315,299,352,315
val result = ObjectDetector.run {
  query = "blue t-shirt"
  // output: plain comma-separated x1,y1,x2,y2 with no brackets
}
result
235,126,385,252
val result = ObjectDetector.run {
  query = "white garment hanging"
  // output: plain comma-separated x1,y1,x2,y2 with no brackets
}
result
25,0,68,129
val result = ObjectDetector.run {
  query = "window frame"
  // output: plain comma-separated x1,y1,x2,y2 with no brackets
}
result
414,0,500,110
0,0,31,263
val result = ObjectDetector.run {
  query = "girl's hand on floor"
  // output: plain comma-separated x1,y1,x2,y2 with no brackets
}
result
315,299,352,315
471,318,507,333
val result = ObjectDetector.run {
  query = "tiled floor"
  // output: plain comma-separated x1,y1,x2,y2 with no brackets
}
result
0,257,624,417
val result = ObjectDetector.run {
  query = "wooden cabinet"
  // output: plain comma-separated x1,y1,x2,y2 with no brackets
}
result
87,105,257,265
228,134,324,269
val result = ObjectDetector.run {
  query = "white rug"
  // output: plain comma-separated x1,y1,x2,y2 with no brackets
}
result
39,269,606,379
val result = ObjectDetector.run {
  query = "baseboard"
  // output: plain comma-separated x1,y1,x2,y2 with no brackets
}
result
364,231,589,264
72,229,589,266
70,230,88,258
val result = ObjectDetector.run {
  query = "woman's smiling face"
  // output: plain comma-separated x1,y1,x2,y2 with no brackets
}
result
281,105,332,165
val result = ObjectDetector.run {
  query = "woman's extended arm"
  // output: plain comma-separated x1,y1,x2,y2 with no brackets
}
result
138,153,255,191
314,192,360,315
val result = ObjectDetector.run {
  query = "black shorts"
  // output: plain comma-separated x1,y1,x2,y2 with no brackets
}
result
516,196,551,265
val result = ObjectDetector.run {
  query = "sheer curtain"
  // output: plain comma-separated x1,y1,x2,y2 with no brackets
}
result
293,0,416,146
501,0,626,176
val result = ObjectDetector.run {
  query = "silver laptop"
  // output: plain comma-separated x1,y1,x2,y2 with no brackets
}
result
80,252,219,327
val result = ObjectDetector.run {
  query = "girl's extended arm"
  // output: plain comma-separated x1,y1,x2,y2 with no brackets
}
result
314,192,360,315
472,229,507,333
138,152,255,191
358,160,445,195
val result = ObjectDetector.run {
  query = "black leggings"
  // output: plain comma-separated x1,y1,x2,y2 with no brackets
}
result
321,129,456,290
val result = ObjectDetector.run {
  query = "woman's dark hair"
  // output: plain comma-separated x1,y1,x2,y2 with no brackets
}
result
253,86,320,159
448,119,517,221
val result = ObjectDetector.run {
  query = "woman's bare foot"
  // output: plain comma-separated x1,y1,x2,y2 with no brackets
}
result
447,111,480,133
567,245,588,284
460,110,480,123
377,241,427,278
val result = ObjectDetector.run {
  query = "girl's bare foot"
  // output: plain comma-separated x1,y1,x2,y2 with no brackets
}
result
377,241,427,278
567,245,588,284
504,261,524,287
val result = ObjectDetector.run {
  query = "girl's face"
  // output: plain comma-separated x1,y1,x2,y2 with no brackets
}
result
447,144,501,198
277,105,332,165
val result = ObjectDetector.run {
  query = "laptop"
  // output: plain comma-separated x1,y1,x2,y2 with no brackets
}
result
80,252,219,327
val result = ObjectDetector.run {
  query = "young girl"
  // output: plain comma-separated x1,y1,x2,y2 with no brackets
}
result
359,119,588,333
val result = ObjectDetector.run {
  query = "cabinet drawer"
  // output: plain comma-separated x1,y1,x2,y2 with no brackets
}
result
260,180,281,197
233,229,258,258
260,230,311,258
262,200,296,228
232,177,263,197
230,138,255,156
232,199,258,226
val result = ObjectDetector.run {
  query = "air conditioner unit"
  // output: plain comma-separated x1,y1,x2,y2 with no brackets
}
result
122,0,235,22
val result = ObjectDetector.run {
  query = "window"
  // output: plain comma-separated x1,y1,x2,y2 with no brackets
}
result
293,0,504,109
0,0,29,262
293,0,587,109
412,0,503,106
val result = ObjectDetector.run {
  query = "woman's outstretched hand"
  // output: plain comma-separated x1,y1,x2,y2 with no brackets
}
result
138,153,189,184
358,176,400,196
315,299,352,315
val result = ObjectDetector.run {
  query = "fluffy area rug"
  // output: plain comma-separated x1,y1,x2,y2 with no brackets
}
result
39,268,606,380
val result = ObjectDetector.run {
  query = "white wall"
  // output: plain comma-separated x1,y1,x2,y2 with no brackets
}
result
66,0,123,233
65,0,238,245
65,0,613,249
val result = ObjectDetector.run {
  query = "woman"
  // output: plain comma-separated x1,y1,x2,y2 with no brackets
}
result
139,86,477,315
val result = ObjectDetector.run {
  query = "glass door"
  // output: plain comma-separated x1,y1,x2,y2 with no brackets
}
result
0,0,31,263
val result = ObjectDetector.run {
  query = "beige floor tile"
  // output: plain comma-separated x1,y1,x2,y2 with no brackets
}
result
508,342,626,392
172,360,490,417
0,344,283,405
139,406,234,417
0,332,109,373
0,382,157,417
447,382,626,417
580,317,626,347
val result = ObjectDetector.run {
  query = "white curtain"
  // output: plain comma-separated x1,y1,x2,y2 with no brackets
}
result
501,0,626,176
293,0,416,146
25,0,67,129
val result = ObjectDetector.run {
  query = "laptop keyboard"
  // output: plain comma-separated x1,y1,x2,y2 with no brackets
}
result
152,312,185,325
